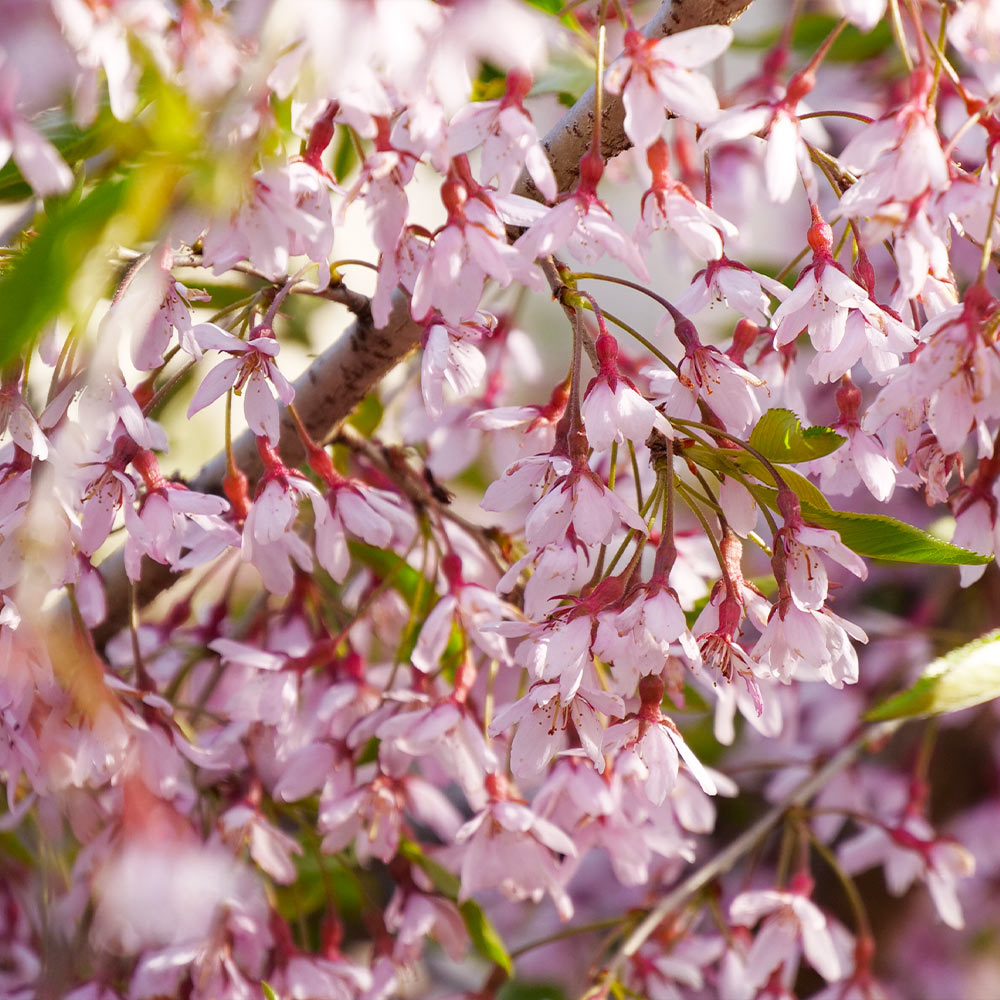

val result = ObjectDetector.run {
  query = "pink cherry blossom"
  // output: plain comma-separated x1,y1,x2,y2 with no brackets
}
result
411,554,514,673
122,450,234,580
648,314,766,434
449,69,556,200
771,214,917,380
410,163,541,325
456,775,577,920
677,256,787,326
838,814,975,930
524,457,648,551
377,694,497,805
514,153,650,280
187,323,295,445
699,78,818,205
951,472,1000,587
604,25,733,149
811,379,908,502
752,602,867,688
635,138,738,259
603,675,717,803
0,70,73,197
240,450,321,595
730,880,845,989
838,70,950,221
489,679,622,777
593,582,695,693
200,161,335,282
581,332,671,451
420,313,492,418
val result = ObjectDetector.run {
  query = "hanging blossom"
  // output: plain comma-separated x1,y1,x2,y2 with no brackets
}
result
514,148,650,279
951,451,1000,587
776,486,868,613
0,362,47,460
0,66,73,197
646,315,765,436
378,686,498,808
838,811,976,930
836,67,952,299
456,773,577,921
186,322,295,445
594,579,697,696
770,210,916,383
604,24,733,150
863,284,1000,460
130,259,211,372
752,592,866,689
448,68,557,201
693,530,773,723
122,449,235,581
729,875,845,991
338,114,416,259
238,441,321,596
602,674,718,804
199,160,336,283
522,445,648,553
635,138,738,260
676,254,787,326
410,158,543,325
411,551,515,673
420,312,493,418
580,329,672,451
489,678,622,778
298,432,411,586
811,376,907,503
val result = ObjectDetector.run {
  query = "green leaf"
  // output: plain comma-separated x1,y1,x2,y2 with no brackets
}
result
734,15,894,62
748,409,845,464
498,984,567,1000
799,503,991,565
460,899,514,976
867,630,1000,721
347,393,384,438
272,850,364,923
261,983,280,1000
350,542,438,619
531,50,594,103
740,460,832,512
686,444,832,511
399,838,461,898
0,179,128,363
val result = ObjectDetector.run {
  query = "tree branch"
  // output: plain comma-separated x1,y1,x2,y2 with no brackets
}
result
90,0,757,645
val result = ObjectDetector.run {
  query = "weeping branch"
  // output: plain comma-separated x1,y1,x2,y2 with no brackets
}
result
90,0,757,645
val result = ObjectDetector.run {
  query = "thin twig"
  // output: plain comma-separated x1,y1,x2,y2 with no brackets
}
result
593,719,901,994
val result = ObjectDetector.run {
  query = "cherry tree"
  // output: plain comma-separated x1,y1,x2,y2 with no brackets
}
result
2,1,1000,998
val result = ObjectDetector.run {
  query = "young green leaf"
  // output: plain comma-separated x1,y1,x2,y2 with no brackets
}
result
799,504,992,565
867,630,1000,721
399,838,462,897
748,408,845,464
686,444,832,511
460,900,514,976
0,178,128,364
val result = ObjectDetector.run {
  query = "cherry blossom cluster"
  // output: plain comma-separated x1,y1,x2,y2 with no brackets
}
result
2,1,1000,999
